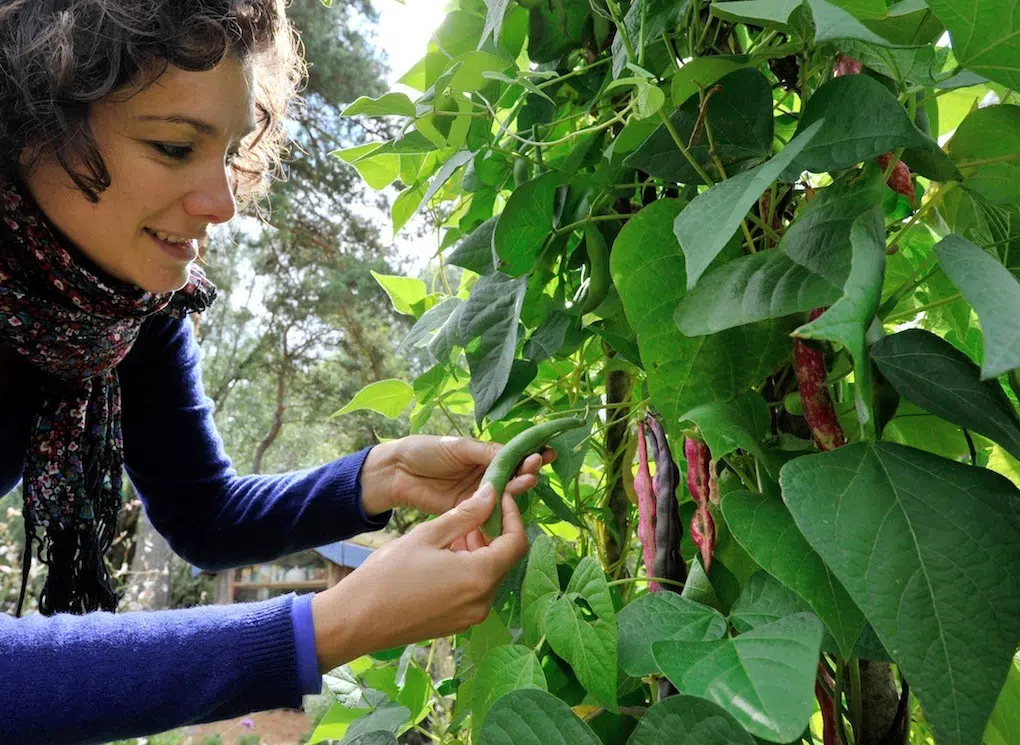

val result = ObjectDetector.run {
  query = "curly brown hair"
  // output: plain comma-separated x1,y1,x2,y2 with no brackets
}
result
0,0,305,213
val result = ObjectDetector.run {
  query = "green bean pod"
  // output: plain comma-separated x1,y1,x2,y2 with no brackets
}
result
480,417,585,538
576,221,610,316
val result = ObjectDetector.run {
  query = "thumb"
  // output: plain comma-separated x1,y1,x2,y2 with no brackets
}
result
418,483,498,547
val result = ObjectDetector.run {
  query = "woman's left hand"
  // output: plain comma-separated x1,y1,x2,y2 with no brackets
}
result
360,434,556,535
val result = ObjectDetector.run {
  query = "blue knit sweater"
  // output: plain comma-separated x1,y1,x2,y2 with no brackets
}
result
0,314,392,744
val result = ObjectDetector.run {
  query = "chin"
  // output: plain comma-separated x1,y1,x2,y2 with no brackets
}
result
134,265,194,295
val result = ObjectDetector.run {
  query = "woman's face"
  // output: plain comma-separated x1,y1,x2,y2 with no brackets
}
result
22,56,257,294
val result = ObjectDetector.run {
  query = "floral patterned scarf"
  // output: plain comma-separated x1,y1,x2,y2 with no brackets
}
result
0,178,216,617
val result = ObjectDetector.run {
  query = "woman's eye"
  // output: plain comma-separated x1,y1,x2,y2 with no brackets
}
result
153,143,193,160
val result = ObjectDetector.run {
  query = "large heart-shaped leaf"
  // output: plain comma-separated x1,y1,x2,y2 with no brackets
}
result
625,68,774,185
670,56,750,106
934,233,1020,379
617,592,728,676
521,535,560,647
624,695,757,745
948,105,1020,206
653,613,825,742
492,173,563,276
673,120,824,288
729,571,813,634
471,645,547,739
478,688,601,745
780,73,955,180
611,200,795,444
721,490,865,657
781,442,1020,745
675,176,884,334
926,0,1020,88
871,329,1020,459
544,557,618,711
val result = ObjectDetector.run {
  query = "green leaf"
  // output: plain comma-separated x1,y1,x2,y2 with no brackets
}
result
871,329,1020,459
471,645,547,739
670,56,749,106
532,480,582,527
794,207,886,430
984,656,1020,745
612,200,795,444
780,74,956,180
398,667,432,725
485,359,538,423
523,310,572,364
679,391,784,478
449,51,513,93
544,557,618,711
342,702,412,743
948,105,1020,205
721,489,865,658
478,688,601,745
861,0,944,45
434,10,485,57
807,0,899,44
617,592,728,677
349,153,401,191
925,0,1020,88
307,703,369,744
938,188,1020,281
492,173,562,276
521,535,560,647
625,695,757,745
711,0,804,27
729,571,812,634
674,120,824,289
331,379,414,419
625,68,774,186
342,92,416,119
549,409,597,488
447,215,498,275
468,611,513,674
610,0,688,78
396,297,461,357
545,594,618,712
392,182,429,235
780,442,1020,745
370,271,427,316
935,233,1020,378
344,733,398,745
675,176,884,334
653,613,824,742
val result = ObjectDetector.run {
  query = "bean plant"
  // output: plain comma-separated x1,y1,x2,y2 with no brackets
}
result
312,0,1020,744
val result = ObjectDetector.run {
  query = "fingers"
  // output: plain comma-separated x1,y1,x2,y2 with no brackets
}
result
484,491,530,567
417,483,497,548
454,437,502,467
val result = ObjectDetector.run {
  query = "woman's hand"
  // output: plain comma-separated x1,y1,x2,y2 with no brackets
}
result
312,483,530,672
360,434,556,522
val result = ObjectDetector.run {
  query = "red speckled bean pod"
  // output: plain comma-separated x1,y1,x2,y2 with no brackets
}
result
635,422,658,591
794,309,846,452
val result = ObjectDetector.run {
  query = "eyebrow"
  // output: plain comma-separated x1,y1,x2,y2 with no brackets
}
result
135,114,257,141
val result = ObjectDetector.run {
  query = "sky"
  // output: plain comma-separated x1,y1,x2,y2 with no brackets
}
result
374,0,449,86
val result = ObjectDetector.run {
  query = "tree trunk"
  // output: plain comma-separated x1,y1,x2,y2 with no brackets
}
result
252,343,289,473
122,483,174,611
859,661,902,745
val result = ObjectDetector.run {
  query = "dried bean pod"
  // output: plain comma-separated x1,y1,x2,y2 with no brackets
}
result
877,152,917,207
834,54,863,76
645,414,686,590
635,422,658,591
794,309,846,451
684,438,715,572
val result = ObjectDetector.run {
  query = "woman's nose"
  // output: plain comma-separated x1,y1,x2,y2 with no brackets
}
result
182,163,237,225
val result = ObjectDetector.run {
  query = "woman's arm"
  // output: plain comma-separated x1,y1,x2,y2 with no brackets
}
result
118,315,392,572
0,593,316,745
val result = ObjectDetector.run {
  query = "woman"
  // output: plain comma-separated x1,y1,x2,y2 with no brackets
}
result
0,2,552,742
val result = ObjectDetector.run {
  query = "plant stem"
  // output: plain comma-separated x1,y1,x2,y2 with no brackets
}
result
878,256,941,319
834,656,852,745
436,398,465,437
656,109,716,185
607,575,686,590
956,152,1020,169
884,293,962,323
849,659,863,740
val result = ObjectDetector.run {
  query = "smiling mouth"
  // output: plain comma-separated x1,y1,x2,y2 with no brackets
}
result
145,228,200,260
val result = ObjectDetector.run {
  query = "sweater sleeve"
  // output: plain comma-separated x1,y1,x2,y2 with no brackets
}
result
0,593,311,745
118,316,392,571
